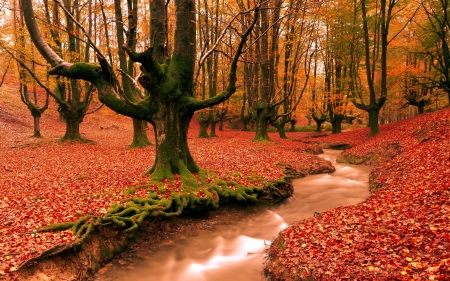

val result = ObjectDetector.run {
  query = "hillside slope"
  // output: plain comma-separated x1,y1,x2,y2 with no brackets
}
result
264,107,450,280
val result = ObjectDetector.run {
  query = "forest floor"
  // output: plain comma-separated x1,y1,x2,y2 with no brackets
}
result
0,91,331,280
264,106,450,280
1,89,449,280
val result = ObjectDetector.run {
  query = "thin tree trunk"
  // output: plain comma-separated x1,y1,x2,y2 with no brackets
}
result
32,115,42,138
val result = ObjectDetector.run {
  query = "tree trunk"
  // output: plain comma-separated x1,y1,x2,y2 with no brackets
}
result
198,122,210,137
149,105,199,180
271,117,288,139
210,121,218,137
253,102,270,141
330,114,345,134
417,102,425,114
32,115,42,138
241,114,251,131
197,111,210,138
331,117,343,134
62,116,83,141
316,121,324,132
312,114,326,133
289,119,296,132
130,118,151,148
275,123,287,139
368,107,381,137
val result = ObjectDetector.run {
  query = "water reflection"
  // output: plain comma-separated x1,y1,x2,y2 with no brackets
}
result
96,149,372,281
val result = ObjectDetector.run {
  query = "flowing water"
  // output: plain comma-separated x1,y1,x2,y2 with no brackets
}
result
96,149,372,281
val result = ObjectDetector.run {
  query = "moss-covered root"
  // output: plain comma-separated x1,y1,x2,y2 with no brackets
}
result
37,169,296,242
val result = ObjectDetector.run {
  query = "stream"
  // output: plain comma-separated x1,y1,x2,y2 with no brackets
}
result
96,149,372,281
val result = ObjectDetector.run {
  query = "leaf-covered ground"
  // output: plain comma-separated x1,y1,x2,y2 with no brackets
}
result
264,107,450,280
0,94,331,279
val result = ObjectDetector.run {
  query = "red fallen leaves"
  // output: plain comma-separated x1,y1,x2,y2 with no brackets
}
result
265,107,450,280
0,97,332,278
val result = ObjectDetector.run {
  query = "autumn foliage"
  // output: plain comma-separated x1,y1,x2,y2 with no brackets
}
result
264,107,450,280
0,92,333,278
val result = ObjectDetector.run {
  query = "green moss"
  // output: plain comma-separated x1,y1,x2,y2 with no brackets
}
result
124,187,136,195
70,63,100,82
38,166,295,249
108,204,125,214
38,222,74,232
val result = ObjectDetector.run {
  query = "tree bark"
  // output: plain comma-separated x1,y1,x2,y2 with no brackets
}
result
131,119,151,148
253,102,270,141
197,111,211,138
367,107,381,137
32,115,42,138
271,118,288,139
62,116,83,141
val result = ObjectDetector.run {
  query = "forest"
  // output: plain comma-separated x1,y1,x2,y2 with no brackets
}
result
0,0,449,280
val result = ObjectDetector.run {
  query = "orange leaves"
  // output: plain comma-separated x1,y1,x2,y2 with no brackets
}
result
0,96,336,277
265,107,450,280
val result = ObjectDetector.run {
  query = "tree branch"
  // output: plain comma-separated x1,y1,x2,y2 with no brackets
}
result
193,3,260,111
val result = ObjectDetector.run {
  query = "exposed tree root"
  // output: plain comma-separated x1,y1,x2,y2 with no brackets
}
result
37,167,297,242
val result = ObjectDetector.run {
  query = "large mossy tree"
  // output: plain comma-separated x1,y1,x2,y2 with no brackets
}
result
19,0,293,236
21,0,256,179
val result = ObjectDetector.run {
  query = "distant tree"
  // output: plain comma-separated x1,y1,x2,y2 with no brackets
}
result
352,0,415,137
41,0,95,141
253,0,319,140
0,3,50,138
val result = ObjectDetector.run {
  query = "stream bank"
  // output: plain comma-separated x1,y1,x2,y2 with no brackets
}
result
94,150,371,281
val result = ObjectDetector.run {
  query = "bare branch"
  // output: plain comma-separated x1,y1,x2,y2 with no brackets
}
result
194,5,260,80
53,0,107,63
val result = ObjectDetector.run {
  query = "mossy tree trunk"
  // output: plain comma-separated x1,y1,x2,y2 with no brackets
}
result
56,80,92,142
271,116,288,139
131,119,151,147
197,110,211,138
62,115,83,141
253,101,271,141
210,107,226,137
330,114,344,134
148,100,199,180
210,118,218,137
